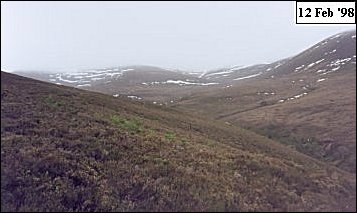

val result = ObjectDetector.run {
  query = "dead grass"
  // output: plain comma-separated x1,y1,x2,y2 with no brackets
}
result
1,72,356,211
174,67,356,173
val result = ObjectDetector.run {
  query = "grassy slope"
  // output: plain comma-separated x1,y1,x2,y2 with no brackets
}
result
174,66,356,173
1,72,356,211
229,70,356,173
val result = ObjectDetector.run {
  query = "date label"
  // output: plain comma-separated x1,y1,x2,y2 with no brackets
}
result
296,2,355,24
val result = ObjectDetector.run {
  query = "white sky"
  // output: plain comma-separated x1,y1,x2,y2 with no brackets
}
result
1,1,355,72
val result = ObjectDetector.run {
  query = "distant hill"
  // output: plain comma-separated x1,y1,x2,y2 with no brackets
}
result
11,30,356,173
199,30,356,82
1,71,355,211
14,65,219,104
174,30,356,173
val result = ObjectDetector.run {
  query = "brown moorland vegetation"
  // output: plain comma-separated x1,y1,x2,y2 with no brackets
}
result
1,72,356,211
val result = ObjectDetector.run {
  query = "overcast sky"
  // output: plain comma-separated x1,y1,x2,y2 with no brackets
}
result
1,1,355,72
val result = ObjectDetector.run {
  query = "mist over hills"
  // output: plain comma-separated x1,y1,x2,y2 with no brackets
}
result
2,30,356,211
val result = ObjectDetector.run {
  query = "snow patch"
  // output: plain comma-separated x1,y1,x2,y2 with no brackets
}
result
306,59,324,69
66,72,89,76
328,58,351,67
198,72,207,78
105,72,122,77
233,72,262,81
73,76,84,79
89,70,108,74
284,92,308,102
165,80,219,86
91,77,105,81
307,62,316,68
294,94,306,99
274,63,282,69
295,64,305,71
121,68,134,72
56,75,79,83
320,66,340,75
330,34,341,39
316,69,326,73
324,49,337,55
315,59,325,64
77,84,91,87
86,73,105,78
127,95,142,100
205,70,235,77
331,66,340,71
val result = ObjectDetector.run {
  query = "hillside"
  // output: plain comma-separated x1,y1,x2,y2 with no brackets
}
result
10,30,356,172
1,71,356,211
14,65,220,104
174,30,356,173
198,30,356,83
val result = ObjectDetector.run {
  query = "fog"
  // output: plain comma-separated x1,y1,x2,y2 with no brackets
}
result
1,1,355,72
